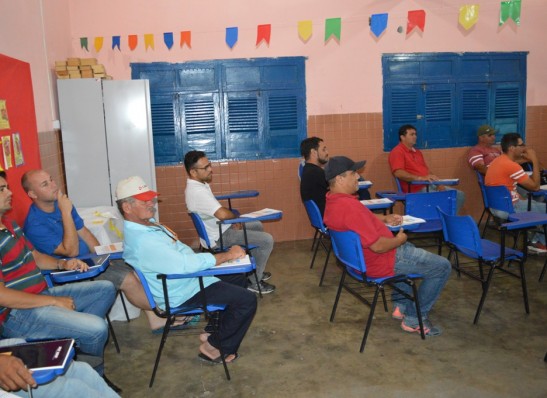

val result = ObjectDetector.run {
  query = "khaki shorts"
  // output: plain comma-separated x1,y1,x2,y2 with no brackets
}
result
95,259,131,290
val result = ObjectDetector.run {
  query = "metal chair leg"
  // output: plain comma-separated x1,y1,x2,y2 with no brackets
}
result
118,290,130,322
318,244,332,287
474,266,496,324
106,314,120,354
540,259,546,282
149,316,173,387
330,270,347,322
359,288,380,353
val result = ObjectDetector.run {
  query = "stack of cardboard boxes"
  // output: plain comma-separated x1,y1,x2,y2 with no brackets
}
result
55,58,110,79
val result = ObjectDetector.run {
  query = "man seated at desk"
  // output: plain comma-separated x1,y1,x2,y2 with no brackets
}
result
485,133,547,251
299,137,370,216
184,150,275,295
21,169,176,332
0,171,117,387
388,124,465,213
116,176,257,364
467,125,501,175
323,156,451,336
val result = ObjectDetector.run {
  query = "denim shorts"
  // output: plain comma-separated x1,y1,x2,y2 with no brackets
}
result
95,259,131,289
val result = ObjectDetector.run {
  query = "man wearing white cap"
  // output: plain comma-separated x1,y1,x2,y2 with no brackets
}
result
116,176,257,364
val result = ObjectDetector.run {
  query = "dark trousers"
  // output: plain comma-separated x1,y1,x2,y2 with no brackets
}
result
183,280,257,355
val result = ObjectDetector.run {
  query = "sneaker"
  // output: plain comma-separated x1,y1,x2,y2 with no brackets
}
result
401,319,442,337
261,272,272,281
247,281,276,294
528,242,547,254
392,306,404,320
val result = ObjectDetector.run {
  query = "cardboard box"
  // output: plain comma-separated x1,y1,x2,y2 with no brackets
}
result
67,58,81,66
80,58,98,66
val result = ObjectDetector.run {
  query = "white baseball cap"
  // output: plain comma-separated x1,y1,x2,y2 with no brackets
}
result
115,176,158,201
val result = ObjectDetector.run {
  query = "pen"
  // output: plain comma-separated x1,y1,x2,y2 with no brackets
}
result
25,365,33,398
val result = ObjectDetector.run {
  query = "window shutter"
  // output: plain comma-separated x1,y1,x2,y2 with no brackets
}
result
423,84,454,148
150,94,180,164
384,85,422,151
492,82,522,135
180,93,221,159
459,83,489,146
224,92,261,159
265,91,304,157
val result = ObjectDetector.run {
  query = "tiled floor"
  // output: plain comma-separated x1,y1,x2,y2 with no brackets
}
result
105,239,547,398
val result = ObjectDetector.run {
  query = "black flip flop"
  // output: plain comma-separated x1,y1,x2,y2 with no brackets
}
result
198,352,239,365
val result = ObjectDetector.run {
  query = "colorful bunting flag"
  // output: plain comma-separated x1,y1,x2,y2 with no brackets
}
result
164,32,174,50
180,31,192,48
325,18,341,43
226,27,238,49
256,24,271,46
128,35,138,51
94,37,104,52
80,37,88,51
370,13,388,38
112,36,121,51
298,20,312,42
459,5,479,30
144,34,154,50
407,10,426,34
500,0,521,26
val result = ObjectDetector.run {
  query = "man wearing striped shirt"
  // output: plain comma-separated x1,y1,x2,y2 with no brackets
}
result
467,125,501,175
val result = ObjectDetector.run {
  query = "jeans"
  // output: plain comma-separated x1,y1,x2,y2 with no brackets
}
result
183,281,257,355
2,281,116,374
392,243,451,321
491,199,547,244
219,221,274,282
419,185,466,215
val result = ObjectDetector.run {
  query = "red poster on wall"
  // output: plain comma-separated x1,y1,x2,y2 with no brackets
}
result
0,53,41,225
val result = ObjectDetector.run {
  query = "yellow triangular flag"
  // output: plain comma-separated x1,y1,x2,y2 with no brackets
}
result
144,34,155,50
94,37,104,52
459,5,479,30
298,20,312,42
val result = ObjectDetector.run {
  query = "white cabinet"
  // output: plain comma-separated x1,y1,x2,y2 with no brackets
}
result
57,79,156,208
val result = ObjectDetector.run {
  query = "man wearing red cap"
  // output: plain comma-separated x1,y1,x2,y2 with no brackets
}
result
21,170,168,332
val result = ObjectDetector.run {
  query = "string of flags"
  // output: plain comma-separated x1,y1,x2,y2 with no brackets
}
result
79,1,523,52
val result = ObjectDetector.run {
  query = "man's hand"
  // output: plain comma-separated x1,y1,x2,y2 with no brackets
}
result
57,190,73,214
395,228,408,245
227,245,245,260
62,258,89,272
419,174,439,182
384,214,403,226
0,355,37,391
51,296,76,311
522,147,538,164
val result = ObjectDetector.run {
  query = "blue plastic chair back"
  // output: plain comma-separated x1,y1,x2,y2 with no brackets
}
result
329,230,366,280
303,200,328,234
189,212,213,249
405,190,457,220
395,177,405,193
476,171,489,209
133,267,158,310
483,185,515,215
437,207,483,257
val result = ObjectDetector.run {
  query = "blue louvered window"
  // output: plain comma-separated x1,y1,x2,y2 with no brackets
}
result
382,52,527,151
131,57,307,164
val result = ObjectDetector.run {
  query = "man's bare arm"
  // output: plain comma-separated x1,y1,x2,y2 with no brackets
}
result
0,282,73,311
78,227,100,254
213,207,238,221
368,229,407,254
53,191,79,257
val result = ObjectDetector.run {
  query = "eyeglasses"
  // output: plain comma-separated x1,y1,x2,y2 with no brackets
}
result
192,163,212,171
516,143,526,147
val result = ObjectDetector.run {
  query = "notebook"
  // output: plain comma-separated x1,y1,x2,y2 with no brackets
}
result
0,339,74,372
52,254,110,276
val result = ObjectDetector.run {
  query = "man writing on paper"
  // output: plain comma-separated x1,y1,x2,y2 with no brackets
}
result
388,124,465,213
184,151,275,294
117,176,257,364
0,171,116,385
323,156,451,336
21,169,176,333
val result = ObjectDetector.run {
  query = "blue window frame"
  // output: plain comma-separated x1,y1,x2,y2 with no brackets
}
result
382,52,527,151
131,57,307,165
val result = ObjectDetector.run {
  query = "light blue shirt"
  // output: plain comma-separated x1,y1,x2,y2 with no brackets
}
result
122,219,218,309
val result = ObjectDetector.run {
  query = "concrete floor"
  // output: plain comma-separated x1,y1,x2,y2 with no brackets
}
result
105,239,547,398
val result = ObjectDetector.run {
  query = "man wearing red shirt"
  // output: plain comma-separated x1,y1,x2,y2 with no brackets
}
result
388,124,465,213
324,156,451,336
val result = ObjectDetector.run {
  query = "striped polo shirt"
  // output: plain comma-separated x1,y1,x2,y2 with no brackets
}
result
0,217,48,331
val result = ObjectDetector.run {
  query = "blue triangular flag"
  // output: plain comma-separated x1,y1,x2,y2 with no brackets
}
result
226,27,238,49
112,36,121,50
370,13,388,38
164,32,174,50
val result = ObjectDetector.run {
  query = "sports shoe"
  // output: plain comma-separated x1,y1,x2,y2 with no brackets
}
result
247,281,276,294
528,242,547,254
391,306,404,320
261,272,272,281
401,318,442,337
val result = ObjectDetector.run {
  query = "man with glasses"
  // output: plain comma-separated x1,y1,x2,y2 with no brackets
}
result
21,169,169,333
485,133,547,250
467,125,501,175
184,151,275,294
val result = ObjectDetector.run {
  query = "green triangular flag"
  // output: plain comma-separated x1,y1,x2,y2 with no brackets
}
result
500,0,521,26
80,37,89,51
325,18,341,42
